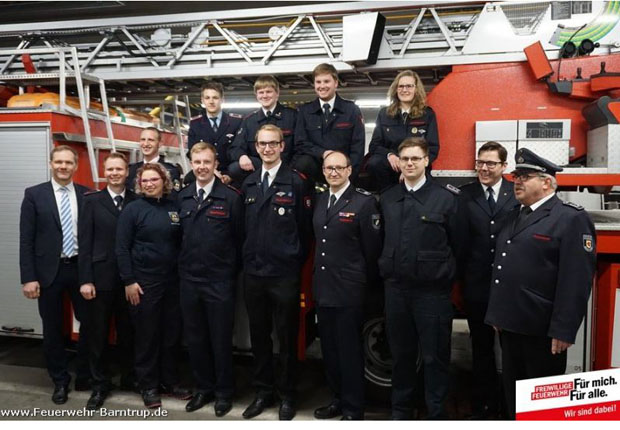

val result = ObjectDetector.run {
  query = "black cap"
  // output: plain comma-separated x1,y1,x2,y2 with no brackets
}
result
513,148,563,176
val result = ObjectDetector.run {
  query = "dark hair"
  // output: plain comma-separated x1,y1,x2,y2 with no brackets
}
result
478,141,508,163
50,145,78,163
135,163,173,195
103,152,128,167
312,63,338,81
398,137,428,156
201,81,224,97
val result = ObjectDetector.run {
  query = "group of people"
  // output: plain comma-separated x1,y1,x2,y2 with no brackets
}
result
19,62,596,421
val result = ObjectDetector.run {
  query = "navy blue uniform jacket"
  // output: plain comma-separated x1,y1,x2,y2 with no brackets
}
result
485,195,596,343
379,179,458,285
294,94,365,173
20,181,90,288
229,103,297,164
312,186,382,307
241,164,313,278
369,106,439,163
188,111,243,172
115,196,181,285
177,179,244,282
78,188,137,291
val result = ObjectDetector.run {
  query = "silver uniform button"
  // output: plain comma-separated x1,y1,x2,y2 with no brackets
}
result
321,252,325,256
322,239,326,243
321,266,325,270
491,249,495,253
490,220,495,225
490,234,495,239
495,279,499,284
497,265,502,270
323,226,327,230
506,240,511,244
501,252,506,257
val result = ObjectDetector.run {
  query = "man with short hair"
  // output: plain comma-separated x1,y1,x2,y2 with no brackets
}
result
485,148,596,419
294,63,365,183
312,151,381,420
20,145,92,404
228,75,297,184
379,137,459,419
177,142,244,417
78,152,136,410
241,124,313,421
187,81,243,184
126,127,181,192
456,141,519,419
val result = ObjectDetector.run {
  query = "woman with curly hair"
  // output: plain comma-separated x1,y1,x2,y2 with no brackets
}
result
367,70,439,191
116,163,189,408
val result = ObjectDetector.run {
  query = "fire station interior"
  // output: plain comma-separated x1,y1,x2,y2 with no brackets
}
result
1,0,620,421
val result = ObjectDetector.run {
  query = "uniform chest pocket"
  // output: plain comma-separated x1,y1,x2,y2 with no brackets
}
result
305,116,323,132
420,213,444,223
416,249,453,282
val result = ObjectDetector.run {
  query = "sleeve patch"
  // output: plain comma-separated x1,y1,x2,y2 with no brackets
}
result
583,234,594,252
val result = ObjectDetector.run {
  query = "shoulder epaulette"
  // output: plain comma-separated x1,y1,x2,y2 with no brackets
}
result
228,112,243,119
356,187,372,196
563,201,584,210
292,168,308,181
226,184,242,195
84,189,100,196
445,183,461,195
190,114,202,121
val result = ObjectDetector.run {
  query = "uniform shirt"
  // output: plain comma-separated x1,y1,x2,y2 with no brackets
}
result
528,192,555,212
261,161,282,188
196,177,215,200
229,103,297,164
51,179,78,257
328,180,350,207
480,179,502,203
404,175,426,193
115,196,181,285
107,187,126,204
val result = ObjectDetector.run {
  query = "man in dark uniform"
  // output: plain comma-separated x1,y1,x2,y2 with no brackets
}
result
294,63,365,183
228,75,297,184
312,151,381,420
126,127,181,192
456,141,519,419
20,145,91,404
187,81,243,185
78,152,136,410
379,137,459,419
178,142,244,417
485,148,596,419
241,124,313,421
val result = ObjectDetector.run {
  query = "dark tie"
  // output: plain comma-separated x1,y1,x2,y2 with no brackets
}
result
210,117,218,132
197,188,205,202
266,110,272,118
515,205,533,231
261,171,270,195
402,111,408,123
487,187,496,212
327,194,337,216
323,103,330,123
114,195,123,211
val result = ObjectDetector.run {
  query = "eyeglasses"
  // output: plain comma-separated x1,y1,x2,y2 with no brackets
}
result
475,160,503,169
256,141,281,148
140,177,162,184
322,165,350,174
397,84,415,91
400,155,427,163
511,172,542,182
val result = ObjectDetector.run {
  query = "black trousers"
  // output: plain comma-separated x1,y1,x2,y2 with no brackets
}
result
127,279,182,391
86,287,134,391
180,278,235,399
384,283,453,420
37,257,90,386
500,330,567,420
465,300,500,415
317,306,365,419
243,273,300,400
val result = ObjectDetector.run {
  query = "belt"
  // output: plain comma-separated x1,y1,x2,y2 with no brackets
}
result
60,256,78,264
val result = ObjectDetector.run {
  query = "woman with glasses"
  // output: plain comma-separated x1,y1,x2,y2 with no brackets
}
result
116,163,189,409
367,70,439,191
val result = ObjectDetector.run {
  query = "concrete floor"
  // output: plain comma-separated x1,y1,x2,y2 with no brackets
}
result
0,319,478,421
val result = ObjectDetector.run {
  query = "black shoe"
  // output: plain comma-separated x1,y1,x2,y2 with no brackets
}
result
86,390,108,410
185,392,215,412
142,388,162,409
314,402,342,419
215,398,233,417
242,396,274,419
341,415,355,420
74,378,91,392
160,383,192,400
279,399,296,421
52,385,69,405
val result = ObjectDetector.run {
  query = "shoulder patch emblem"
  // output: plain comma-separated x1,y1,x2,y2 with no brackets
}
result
356,187,372,196
371,213,381,230
304,196,312,209
583,234,594,252
445,184,461,195
563,201,584,210
173,179,181,192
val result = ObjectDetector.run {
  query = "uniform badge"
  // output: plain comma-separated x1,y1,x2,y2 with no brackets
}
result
583,234,594,252
518,156,524,163
304,196,312,209
226,134,235,138
274,111,282,118
169,211,180,223
173,179,181,192
371,214,381,230
411,127,417,134
278,207,286,216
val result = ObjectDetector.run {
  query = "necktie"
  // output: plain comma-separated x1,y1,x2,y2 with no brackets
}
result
210,117,218,132
402,111,408,123
197,188,205,202
487,187,496,212
59,187,74,257
266,110,272,118
114,195,123,211
515,206,533,231
261,171,270,195
323,103,330,123
327,194,337,216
